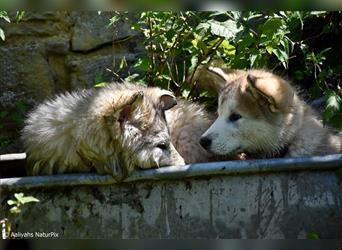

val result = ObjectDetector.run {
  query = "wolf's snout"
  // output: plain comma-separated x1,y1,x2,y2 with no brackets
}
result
199,136,212,150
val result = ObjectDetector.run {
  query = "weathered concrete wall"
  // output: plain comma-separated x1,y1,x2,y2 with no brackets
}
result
1,170,342,239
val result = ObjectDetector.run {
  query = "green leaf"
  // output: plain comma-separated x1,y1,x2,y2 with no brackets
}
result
94,74,104,85
13,193,39,205
310,11,327,16
109,15,120,27
0,11,10,23
7,200,16,205
14,192,24,202
220,40,236,56
15,11,25,23
0,28,5,41
119,57,127,70
10,206,21,214
134,58,149,71
125,73,140,82
191,38,198,49
266,46,273,54
261,18,283,37
182,89,190,99
20,196,40,204
307,232,320,239
250,54,258,67
158,74,172,81
189,56,198,72
324,90,341,123
326,92,340,111
94,82,108,88
208,19,242,40
195,22,210,39
272,49,289,68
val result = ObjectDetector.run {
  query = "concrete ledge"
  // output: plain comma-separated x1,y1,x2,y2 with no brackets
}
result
1,154,341,192
1,154,342,239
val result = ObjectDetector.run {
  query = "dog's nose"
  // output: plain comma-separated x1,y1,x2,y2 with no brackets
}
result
199,136,211,150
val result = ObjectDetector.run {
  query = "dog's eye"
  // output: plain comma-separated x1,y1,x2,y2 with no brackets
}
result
156,143,169,150
229,113,242,122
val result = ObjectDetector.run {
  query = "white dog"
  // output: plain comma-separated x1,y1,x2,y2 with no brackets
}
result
198,67,341,158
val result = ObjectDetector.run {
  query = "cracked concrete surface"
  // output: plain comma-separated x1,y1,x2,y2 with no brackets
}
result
1,170,341,239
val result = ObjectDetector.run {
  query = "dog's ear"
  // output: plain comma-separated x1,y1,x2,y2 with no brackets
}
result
246,74,294,112
159,91,177,111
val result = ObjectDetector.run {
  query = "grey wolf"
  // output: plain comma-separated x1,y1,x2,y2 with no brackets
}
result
22,83,185,179
198,67,341,158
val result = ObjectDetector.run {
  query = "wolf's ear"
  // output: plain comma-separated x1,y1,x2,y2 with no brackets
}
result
116,91,144,122
206,66,232,84
191,66,227,92
159,91,177,111
246,74,294,112
190,66,241,96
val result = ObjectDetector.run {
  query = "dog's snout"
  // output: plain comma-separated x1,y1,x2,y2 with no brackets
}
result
199,136,212,150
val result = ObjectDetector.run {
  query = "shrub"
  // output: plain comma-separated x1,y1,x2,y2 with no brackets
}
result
111,11,341,130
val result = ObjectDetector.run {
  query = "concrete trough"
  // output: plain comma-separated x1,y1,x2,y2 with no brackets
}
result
0,154,342,239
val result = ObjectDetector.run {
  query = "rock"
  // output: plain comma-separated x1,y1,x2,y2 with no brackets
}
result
0,42,55,108
47,53,70,92
1,12,71,39
66,44,142,88
45,36,70,54
20,11,65,21
70,11,137,52
6,11,64,21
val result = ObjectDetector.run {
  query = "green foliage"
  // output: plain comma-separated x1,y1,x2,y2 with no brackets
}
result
0,11,10,40
324,90,342,129
94,82,108,88
1,192,39,238
0,11,25,41
111,11,341,129
7,193,40,214
15,11,25,23
307,232,320,239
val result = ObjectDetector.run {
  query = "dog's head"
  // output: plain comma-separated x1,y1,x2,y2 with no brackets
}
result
199,67,295,156
100,84,185,173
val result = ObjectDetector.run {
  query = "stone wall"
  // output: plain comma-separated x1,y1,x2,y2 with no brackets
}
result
0,11,144,150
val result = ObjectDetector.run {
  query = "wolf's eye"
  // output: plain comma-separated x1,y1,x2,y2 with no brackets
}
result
156,142,169,150
229,113,242,122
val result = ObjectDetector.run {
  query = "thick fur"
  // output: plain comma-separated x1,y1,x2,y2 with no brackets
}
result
166,100,215,163
22,83,185,179
166,100,247,162
199,67,341,158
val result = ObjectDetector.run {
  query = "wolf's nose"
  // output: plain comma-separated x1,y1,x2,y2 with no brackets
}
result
199,136,211,150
